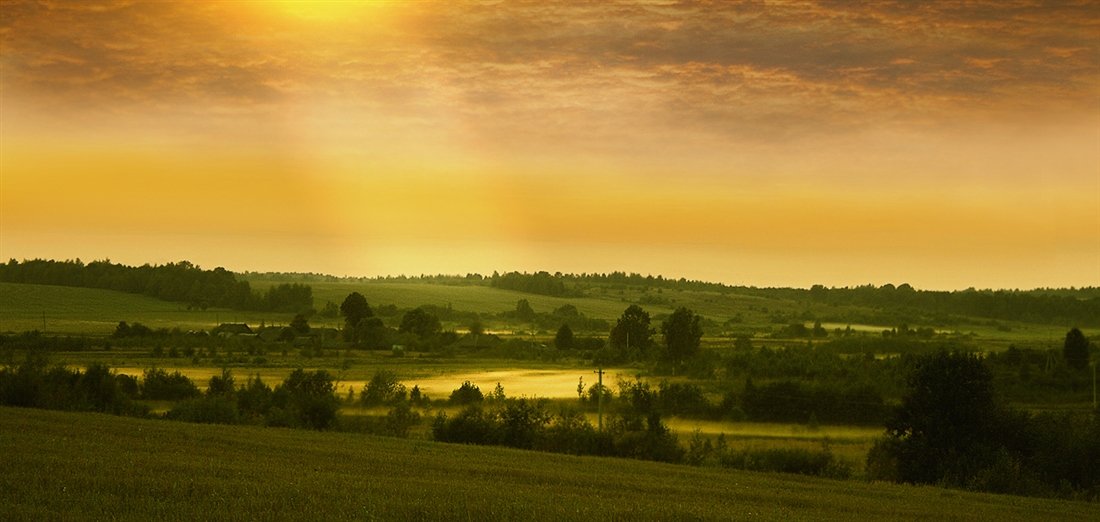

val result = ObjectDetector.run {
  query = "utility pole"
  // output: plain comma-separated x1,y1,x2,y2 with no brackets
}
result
594,367,605,431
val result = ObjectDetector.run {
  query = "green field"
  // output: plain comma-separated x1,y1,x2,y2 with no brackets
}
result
2,407,1094,521
0,282,278,336
1,279,1078,347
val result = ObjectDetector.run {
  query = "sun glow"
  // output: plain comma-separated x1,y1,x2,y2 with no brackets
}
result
1,1,1096,288
271,0,389,21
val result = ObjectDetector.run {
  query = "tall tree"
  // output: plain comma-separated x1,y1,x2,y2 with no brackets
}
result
515,299,536,321
1063,327,1091,370
554,324,574,350
399,307,441,339
610,304,652,352
289,313,311,335
878,351,1006,485
661,307,702,368
340,292,373,342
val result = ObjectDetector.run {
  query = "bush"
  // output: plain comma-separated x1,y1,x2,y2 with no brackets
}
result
741,379,887,425
207,369,235,397
539,409,610,455
432,407,499,445
272,369,340,430
236,374,273,422
384,402,421,437
0,358,145,416
718,447,851,479
361,370,406,406
167,395,240,424
141,368,199,401
498,399,551,449
449,381,484,405
609,411,683,463
656,380,711,417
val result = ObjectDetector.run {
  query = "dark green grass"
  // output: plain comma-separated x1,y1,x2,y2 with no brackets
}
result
1,279,1076,344
2,407,1095,521
0,282,275,335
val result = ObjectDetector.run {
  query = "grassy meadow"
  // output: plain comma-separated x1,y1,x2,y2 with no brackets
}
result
1,279,1076,347
0,282,272,335
3,276,1095,513
3,406,1095,521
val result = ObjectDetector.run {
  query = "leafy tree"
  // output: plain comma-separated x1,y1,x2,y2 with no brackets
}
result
449,381,484,405
399,307,442,339
289,313,310,335
356,316,392,349
499,398,551,449
318,301,340,318
610,305,652,352
384,402,420,437
206,368,235,397
515,299,536,321
468,318,484,336
552,304,580,319
273,369,339,430
554,324,574,350
141,368,199,401
875,351,1006,485
1063,327,1090,370
409,385,426,405
113,321,131,338
237,374,273,421
361,370,406,406
661,307,702,369
262,283,313,313
340,292,373,342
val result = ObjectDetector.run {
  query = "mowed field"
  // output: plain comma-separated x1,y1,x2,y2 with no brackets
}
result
3,407,1095,521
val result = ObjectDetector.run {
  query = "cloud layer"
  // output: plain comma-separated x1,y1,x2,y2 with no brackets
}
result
4,1,1096,152
2,0,1097,287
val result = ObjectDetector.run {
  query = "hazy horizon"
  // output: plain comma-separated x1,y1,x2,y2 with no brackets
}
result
3,1,1098,291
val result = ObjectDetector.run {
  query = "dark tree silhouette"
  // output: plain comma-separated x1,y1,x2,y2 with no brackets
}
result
554,324,574,350
610,304,652,352
399,307,441,339
661,307,702,369
514,299,535,321
1063,327,1090,370
289,313,310,335
275,369,339,430
340,292,372,342
879,351,1005,485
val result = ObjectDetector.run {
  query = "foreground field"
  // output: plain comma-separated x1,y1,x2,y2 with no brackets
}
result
2,407,1094,521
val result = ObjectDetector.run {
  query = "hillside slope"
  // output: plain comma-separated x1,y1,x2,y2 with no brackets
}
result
1,407,1094,521
0,282,268,335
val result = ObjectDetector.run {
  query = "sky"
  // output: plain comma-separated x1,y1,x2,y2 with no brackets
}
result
1,0,1098,290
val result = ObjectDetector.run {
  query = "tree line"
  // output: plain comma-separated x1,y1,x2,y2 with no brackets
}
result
413,270,1100,327
7,258,1097,326
0,259,313,313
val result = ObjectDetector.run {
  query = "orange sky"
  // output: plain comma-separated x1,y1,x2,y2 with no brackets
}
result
1,1,1098,289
